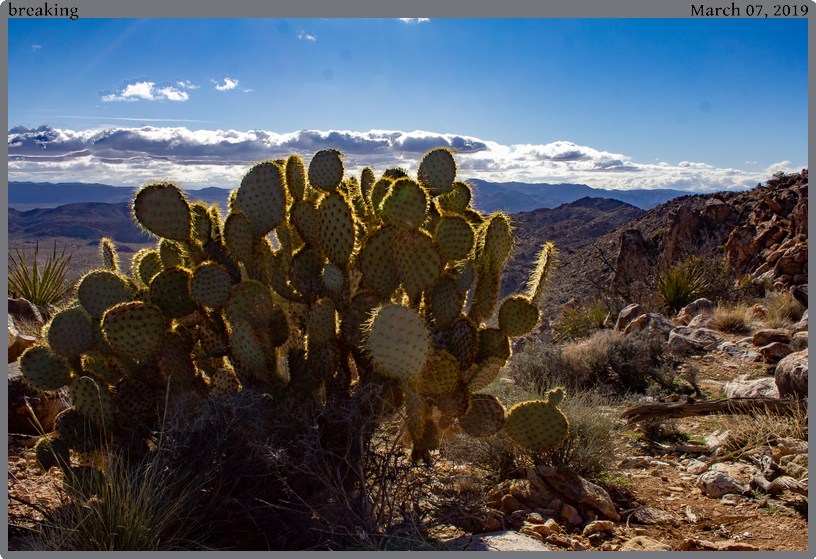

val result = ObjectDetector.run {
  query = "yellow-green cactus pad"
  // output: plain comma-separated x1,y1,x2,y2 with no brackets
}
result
438,181,472,214
365,303,429,384
466,356,504,392
431,384,471,418
370,177,393,216
381,178,428,229
321,262,345,293
35,435,71,472
308,148,344,192
290,199,322,247
54,408,102,453
435,216,475,262
229,318,268,376
44,306,96,357
209,366,242,401
357,225,400,296
100,238,118,272
190,202,211,242
498,295,540,338
307,298,337,349
133,181,192,242
318,190,356,266
232,160,288,236
476,328,511,363
450,316,478,371
360,167,376,203
288,245,325,298
418,350,460,394
223,210,255,263
20,345,74,391
190,262,232,309
468,260,501,324
69,375,116,430
418,147,457,197
458,393,506,437
102,302,166,362
223,280,276,331
149,267,197,319
481,213,514,268
504,400,569,452
114,377,155,417
430,274,465,331
391,229,442,300
286,154,307,201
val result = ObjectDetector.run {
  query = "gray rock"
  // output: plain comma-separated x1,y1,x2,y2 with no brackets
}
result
774,348,808,399
718,341,762,363
696,470,746,498
622,313,650,336
723,377,779,399
759,342,792,363
687,313,717,330
676,298,715,326
668,327,719,353
644,314,676,340
443,531,553,551
615,304,646,332
630,506,682,527
790,331,807,352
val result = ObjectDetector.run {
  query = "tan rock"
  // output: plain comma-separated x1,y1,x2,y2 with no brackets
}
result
620,536,672,551
582,520,614,537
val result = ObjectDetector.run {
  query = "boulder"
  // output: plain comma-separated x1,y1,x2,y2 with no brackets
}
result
723,377,779,399
752,329,792,347
696,471,746,498
8,297,44,325
629,506,682,527
8,316,37,363
702,197,732,223
622,313,649,336
661,206,704,265
774,349,807,399
533,466,620,521
686,313,717,330
717,341,762,363
758,342,792,364
668,327,719,354
614,303,646,332
675,298,715,326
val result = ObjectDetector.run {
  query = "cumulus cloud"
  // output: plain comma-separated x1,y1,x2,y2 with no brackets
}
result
7,124,801,192
99,79,189,102
176,80,199,89
297,31,316,41
32,44,41,50
398,18,430,23
213,78,239,91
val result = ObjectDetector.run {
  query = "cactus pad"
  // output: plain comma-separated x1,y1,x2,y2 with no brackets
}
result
504,399,569,452
149,267,197,318
232,160,288,236
224,281,276,331
430,274,465,331
308,149,344,192
381,178,428,229
307,298,337,349
435,216,475,263
136,249,163,287
45,306,96,357
159,239,185,268
223,211,255,263
77,270,133,320
466,356,504,392
286,154,307,201
35,436,71,472
54,408,102,452
133,181,191,242
100,238,118,272
365,303,429,384
290,199,322,246
457,393,506,437
391,229,442,300
417,147,456,196
319,191,356,266
229,318,268,376
498,295,540,338
210,366,242,401
431,384,471,418
102,302,166,362
357,225,400,296
69,375,116,430
190,262,232,309
20,345,74,391
418,350,460,394
438,181,472,214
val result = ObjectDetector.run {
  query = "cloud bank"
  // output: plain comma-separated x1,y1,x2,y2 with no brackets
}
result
100,80,190,102
7,124,799,192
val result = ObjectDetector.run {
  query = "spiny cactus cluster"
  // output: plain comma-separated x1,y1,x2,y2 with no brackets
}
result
23,146,568,477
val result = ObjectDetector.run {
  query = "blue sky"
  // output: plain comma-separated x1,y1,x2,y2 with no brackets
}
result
8,18,808,191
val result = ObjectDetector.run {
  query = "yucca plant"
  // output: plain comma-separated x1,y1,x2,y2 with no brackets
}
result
8,241,75,307
657,259,708,314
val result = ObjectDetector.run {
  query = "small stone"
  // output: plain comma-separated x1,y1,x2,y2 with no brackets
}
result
544,533,572,549
548,499,562,512
500,494,528,515
633,528,648,536
717,541,760,551
621,536,672,551
582,520,614,537
560,503,582,526
570,539,587,551
543,518,562,534
721,494,743,505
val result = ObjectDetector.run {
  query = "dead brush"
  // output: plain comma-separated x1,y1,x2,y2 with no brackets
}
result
714,401,808,456
710,302,753,333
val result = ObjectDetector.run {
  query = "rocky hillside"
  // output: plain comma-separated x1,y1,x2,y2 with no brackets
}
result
521,170,808,320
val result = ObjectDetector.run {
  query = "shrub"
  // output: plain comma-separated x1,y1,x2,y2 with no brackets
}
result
657,258,708,313
763,291,806,328
8,240,76,307
508,330,669,395
710,303,751,333
552,301,608,341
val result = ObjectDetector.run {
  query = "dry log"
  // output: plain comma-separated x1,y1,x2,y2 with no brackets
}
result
621,398,805,424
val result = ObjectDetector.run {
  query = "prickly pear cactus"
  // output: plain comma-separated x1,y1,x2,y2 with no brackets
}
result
24,146,564,476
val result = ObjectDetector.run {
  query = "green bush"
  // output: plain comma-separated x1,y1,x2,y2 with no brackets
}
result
8,241,75,307
552,301,608,341
657,258,709,313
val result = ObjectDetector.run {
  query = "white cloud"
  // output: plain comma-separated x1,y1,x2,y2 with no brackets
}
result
176,80,199,89
32,44,41,50
297,31,316,41
398,18,430,23
213,78,238,91
7,124,801,192
100,81,189,102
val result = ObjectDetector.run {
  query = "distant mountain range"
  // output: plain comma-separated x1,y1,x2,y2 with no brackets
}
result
8,179,694,213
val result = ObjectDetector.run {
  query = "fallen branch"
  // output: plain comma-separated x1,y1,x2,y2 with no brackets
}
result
621,397,804,424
